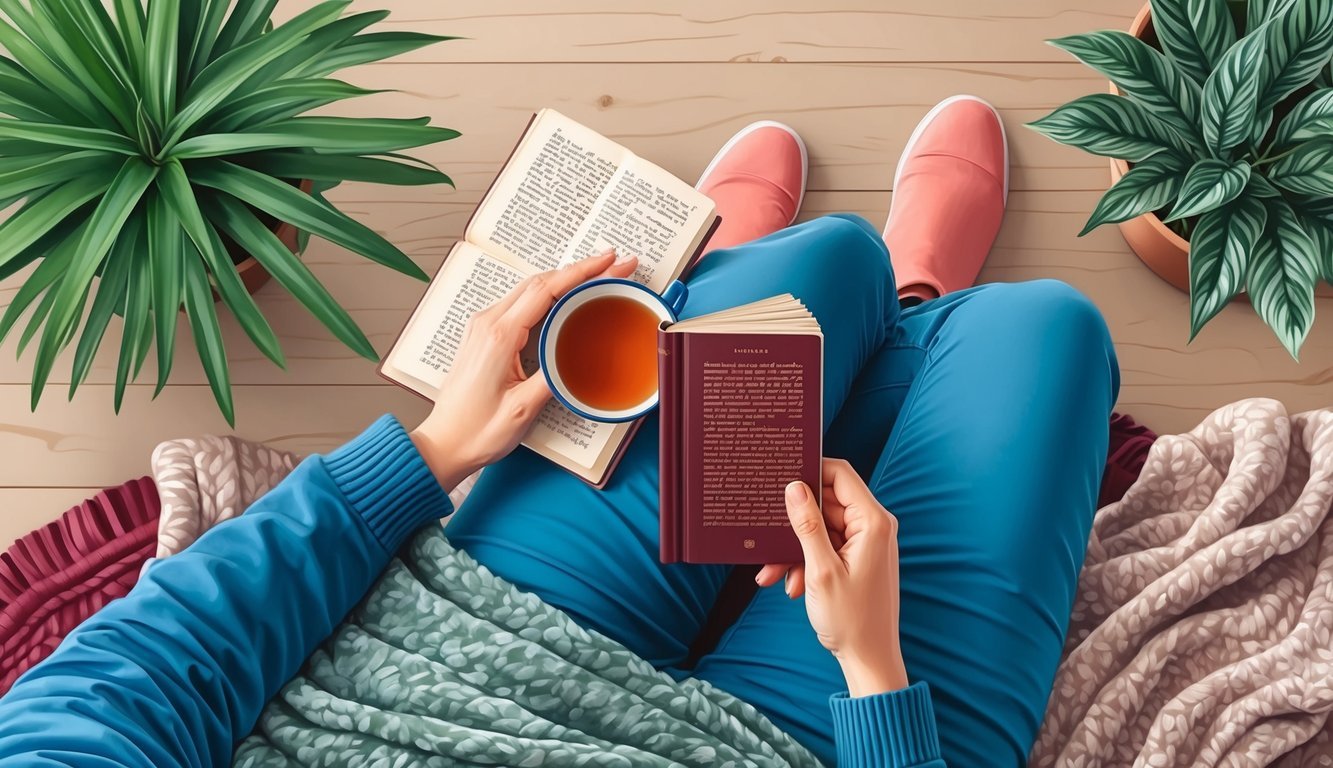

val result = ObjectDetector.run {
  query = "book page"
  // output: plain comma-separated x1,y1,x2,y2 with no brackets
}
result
384,242,528,392
525,402,617,465
467,111,627,272
559,156,717,293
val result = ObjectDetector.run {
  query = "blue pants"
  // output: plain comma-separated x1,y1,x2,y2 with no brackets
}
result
448,215,1119,767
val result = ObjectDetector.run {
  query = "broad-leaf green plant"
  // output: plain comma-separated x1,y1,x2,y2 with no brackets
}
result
0,0,459,422
1030,0,1333,359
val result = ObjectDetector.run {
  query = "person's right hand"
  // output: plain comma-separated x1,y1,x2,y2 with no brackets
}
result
756,459,910,697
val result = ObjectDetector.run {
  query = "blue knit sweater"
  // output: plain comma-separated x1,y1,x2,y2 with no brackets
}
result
0,415,943,767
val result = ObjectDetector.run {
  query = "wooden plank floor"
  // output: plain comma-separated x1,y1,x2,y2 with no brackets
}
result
3,0,1332,547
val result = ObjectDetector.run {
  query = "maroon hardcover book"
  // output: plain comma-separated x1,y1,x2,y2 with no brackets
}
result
659,323,822,564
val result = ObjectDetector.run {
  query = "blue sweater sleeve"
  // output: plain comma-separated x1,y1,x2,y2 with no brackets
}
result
831,682,947,767
0,414,451,768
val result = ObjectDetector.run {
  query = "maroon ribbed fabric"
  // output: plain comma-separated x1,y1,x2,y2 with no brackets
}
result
1098,413,1156,509
0,477,159,694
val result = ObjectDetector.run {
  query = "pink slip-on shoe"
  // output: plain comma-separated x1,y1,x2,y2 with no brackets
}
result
697,121,808,253
883,95,1009,303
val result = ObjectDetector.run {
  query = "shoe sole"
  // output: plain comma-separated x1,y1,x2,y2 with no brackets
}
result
887,94,1009,233
695,120,808,225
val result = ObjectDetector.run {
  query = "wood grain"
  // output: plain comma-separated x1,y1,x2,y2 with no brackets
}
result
275,0,1137,64
323,61,1110,193
3,0,1331,550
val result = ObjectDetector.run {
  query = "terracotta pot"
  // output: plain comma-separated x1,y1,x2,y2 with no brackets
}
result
1107,3,1192,293
225,178,312,298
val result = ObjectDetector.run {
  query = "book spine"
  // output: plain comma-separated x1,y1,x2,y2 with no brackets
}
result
658,329,683,563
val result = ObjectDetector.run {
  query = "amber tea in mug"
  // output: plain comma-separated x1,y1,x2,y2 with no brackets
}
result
554,295,661,412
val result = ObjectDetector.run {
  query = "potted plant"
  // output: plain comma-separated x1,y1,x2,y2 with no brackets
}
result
1029,0,1333,359
0,0,459,423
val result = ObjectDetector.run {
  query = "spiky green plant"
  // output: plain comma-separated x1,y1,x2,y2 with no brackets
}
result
1029,0,1333,359
0,0,458,423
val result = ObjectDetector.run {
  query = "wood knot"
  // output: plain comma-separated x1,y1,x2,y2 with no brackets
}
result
597,94,614,109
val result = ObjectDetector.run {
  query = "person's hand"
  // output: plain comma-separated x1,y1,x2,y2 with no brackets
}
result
410,249,638,490
756,458,909,697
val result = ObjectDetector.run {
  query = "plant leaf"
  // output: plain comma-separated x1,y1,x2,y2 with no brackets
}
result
190,159,428,280
1049,30,1203,142
203,191,377,361
142,0,178,127
1028,93,1194,161
1081,153,1189,234
0,181,110,272
0,3,133,130
113,228,152,413
182,0,230,86
181,244,235,425
162,0,350,148
1151,0,1237,85
0,119,139,155
1166,158,1250,221
1187,191,1266,336
0,15,115,126
111,0,146,81
205,79,381,134
68,216,138,397
1199,28,1268,156
210,0,281,57
297,32,455,79
1272,87,1333,148
1247,196,1318,359
1269,136,1333,194
0,151,117,202
244,151,453,186
0,205,87,285
32,159,158,401
157,159,285,367
146,189,184,394
0,228,81,348
1246,171,1283,198
44,0,134,92
0,59,84,123
172,117,459,158
1290,195,1333,282
68,248,132,400
235,12,386,94
1247,0,1292,34
1256,0,1333,114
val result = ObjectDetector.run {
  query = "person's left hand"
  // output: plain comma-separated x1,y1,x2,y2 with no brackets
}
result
410,249,638,489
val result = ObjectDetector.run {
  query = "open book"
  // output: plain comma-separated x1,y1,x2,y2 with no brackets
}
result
659,295,823,563
380,109,722,487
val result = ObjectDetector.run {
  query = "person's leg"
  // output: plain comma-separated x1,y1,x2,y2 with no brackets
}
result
690,281,1120,766
447,213,898,669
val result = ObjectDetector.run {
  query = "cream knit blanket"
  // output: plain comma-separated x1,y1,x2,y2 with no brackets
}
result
1032,399,1333,767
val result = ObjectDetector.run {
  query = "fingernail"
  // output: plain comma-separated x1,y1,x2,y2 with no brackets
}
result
599,248,617,259
784,571,793,596
754,573,763,585
613,252,635,266
786,481,807,503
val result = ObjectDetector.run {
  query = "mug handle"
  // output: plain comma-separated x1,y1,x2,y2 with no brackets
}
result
662,280,689,317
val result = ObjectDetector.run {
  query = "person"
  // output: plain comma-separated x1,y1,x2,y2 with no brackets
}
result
0,96,1118,767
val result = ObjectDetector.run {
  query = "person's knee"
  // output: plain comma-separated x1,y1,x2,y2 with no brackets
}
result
987,279,1119,395
794,214,891,284
999,280,1109,348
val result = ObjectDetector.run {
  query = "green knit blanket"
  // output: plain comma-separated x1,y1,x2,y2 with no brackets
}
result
232,526,823,767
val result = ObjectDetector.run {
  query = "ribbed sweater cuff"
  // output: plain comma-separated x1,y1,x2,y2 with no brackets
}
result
830,681,943,768
322,414,453,553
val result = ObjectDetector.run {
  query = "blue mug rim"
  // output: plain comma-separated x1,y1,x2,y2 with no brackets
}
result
539,278,681,423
